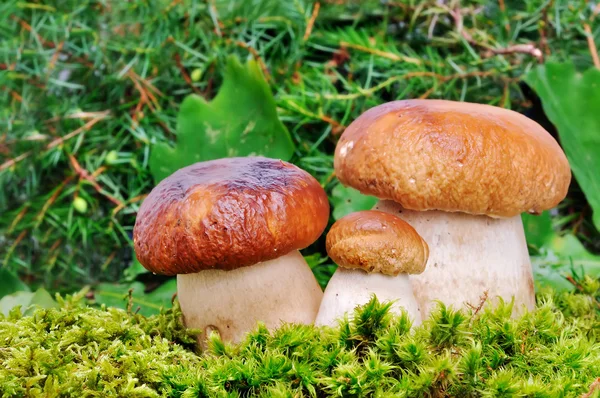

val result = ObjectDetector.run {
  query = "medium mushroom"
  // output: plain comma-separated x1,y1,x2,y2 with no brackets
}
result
315,210,428,327
133,157,329,345
334,100,571,317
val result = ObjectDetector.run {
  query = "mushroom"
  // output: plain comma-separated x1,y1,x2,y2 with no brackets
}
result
334,100,571,317
315,210,428,327
133,157,329,345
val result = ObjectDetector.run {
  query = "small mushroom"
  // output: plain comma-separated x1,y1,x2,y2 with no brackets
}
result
133,157,329,345
334,99,571,317
315,210,428,327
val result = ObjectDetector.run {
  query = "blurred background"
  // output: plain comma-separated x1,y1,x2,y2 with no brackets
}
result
1,0,599,314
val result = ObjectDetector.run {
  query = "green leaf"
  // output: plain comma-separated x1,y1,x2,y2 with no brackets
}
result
330,184,378,220
0,269,29,299
0,292,34,316
304,253,336,289
522,211,554,250
93,280,177,316
525,63,600,229
28,288,59,311
122,258,150,282
150,56,295,182
523,212,600,292
0,288,58,316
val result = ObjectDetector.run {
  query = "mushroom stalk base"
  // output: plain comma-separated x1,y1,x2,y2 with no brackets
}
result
374,200,535,318
177,250,323,347
315,268,422,327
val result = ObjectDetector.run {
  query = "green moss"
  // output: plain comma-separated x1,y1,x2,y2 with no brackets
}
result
1,283,599,397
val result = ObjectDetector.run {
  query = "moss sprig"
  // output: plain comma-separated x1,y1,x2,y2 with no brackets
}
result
1,286,599,397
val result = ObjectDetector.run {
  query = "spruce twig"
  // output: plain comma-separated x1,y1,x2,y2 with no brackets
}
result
1,0,598,291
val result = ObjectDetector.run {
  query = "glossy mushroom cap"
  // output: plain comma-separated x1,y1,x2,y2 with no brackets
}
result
134,157,330,275
326,210,428,276
334,100,571,217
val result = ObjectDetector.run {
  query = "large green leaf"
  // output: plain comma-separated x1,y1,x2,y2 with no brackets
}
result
150,56,295,182
0,269,29,299
304,253,336,289
122,258,149,282
523,212,600,292
525,63,600,229
93,280,177,316
0,288,58,316
330,184,378,220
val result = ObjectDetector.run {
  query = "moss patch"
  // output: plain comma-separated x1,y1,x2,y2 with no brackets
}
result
1,283,599,397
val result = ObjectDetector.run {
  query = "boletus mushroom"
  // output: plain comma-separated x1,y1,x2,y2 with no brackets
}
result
133,157,329,345
315,210,428,327
334,100,571,317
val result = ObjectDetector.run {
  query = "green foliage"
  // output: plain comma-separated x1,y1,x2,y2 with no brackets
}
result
330,184,378,220
149,56,295,182
0,269,29,298
2,0,599,291
304,253,336,289
0,288,58,316
1,288,598,397
92,279,177,316
524,212,600,292
123,258,152,282
525,63,600,230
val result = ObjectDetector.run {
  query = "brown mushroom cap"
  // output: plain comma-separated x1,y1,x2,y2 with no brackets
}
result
134,157,330,275
334,100,571,217
326,210,428,276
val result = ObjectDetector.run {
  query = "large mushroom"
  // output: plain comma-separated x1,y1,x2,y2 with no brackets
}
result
134,157,329,345
315,210,428,327
334,100,571,317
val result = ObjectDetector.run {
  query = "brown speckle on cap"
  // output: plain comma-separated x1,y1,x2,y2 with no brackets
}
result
134,157,330,275
326,210,428,276
334,100,571,217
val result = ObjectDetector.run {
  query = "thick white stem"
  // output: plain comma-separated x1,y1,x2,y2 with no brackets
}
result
177,250,323,346
315,267,422,327
375,200,535,317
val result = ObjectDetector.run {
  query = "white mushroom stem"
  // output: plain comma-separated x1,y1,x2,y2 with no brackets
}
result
375,200,535,318
315,267,422,327
177,250,323,347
